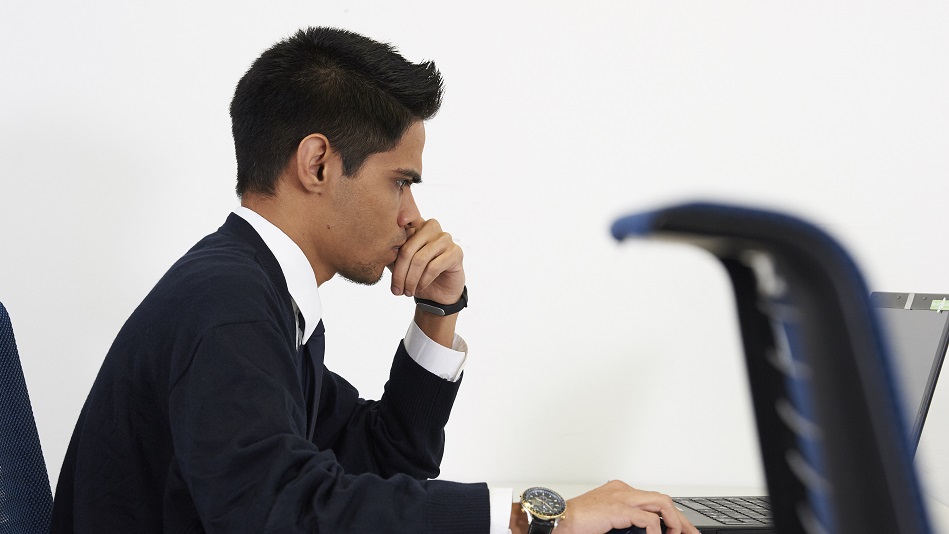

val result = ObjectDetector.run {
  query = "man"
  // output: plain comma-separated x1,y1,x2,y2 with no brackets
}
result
51,27,698,534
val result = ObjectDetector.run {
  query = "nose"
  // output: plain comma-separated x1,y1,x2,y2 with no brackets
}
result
398,187,422,229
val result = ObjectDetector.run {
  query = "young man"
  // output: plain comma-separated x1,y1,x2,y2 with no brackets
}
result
51,27,697,534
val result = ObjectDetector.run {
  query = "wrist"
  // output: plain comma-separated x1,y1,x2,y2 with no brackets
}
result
415,285,467,316
519,487,567,534
510,502,529,534
413,308,459,349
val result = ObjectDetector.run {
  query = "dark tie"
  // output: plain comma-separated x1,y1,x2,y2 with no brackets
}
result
298,317,325,441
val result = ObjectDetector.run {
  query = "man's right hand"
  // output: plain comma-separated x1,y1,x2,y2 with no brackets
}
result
511,481,700,534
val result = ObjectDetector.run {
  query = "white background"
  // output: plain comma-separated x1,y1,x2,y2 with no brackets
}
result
2,0,948,511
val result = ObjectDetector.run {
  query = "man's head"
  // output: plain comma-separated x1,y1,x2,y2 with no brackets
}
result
230,27,444,196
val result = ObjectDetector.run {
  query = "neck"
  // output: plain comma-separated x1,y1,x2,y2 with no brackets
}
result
240,193,335,285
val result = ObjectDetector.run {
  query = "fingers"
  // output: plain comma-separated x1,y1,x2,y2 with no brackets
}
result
635,491,684,533
627,492,697,534
574,481,699,534
603,485,675,533
622,509,665,534
641,498,697,534
390,219,463,300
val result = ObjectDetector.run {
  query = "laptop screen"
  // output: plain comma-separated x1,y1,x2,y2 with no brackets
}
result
871,292,949,448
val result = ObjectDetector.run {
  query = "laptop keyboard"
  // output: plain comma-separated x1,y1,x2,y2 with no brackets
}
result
674,497,772,526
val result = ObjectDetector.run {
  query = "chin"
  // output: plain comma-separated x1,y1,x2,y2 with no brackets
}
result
339,264,385,287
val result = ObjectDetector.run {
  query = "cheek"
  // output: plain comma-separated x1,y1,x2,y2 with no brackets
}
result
366,195,402,226
335,186,401,239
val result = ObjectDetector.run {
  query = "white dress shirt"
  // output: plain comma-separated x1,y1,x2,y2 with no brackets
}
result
233,207,513,533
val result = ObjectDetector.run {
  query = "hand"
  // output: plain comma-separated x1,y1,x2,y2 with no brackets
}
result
389,218,465,304
555,481,700,534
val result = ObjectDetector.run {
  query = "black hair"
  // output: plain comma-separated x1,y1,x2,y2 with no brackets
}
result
230,27,444,196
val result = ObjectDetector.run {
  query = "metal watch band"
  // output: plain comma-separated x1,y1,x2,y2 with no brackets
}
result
414,286,467,316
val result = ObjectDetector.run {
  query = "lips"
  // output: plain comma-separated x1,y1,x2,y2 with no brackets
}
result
390,238,407,263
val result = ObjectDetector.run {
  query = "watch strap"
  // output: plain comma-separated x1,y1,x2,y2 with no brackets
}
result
414,286,467,316
526,517,556,534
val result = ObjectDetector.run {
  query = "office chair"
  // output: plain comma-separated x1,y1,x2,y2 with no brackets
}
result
611,202,931,533
0,301,53,533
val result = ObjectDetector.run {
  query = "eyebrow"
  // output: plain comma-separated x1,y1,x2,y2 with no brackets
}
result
395,168,422,184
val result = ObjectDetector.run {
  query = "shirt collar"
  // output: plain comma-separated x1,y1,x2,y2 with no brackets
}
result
233,206,322,343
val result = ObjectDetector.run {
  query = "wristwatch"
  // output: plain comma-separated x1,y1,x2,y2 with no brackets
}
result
520,486,567,534
414,286,468,316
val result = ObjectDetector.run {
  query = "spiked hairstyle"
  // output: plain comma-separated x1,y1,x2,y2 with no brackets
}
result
230,27,444,196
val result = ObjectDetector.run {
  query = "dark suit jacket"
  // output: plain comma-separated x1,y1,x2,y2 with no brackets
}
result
51,214,489,533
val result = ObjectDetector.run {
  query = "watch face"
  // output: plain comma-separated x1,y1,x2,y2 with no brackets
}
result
521,487,566,520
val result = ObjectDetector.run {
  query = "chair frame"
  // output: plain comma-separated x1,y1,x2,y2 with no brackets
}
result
612,202,931,533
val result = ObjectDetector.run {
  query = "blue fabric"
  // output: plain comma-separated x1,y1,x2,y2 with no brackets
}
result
609,210,659,240
0,302,52,533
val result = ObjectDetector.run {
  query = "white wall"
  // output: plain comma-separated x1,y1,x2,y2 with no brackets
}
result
2,0,948,504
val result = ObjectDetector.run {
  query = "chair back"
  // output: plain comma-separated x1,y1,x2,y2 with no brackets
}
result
612,202,932,533
0,301,52,533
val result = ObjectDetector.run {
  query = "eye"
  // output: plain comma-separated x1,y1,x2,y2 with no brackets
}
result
396,179,410,191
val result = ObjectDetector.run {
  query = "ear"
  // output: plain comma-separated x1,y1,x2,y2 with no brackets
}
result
295,134,342,193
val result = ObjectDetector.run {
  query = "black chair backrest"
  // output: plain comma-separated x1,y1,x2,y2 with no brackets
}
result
612,202,931,533
0,301,52,533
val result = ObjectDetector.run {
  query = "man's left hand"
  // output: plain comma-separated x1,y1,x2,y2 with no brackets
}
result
389,218,465,305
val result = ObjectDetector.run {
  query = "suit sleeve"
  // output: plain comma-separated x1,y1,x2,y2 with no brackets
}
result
311,342,462,479
167,321,488,533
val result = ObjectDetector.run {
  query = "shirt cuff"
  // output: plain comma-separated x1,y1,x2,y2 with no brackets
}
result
490,487,515,534
403,320,468,382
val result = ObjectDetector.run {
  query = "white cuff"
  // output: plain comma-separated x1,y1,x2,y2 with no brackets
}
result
403,321,468,382
490,487,515,534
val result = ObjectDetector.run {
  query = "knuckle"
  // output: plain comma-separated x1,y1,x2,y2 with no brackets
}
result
411,254,428,268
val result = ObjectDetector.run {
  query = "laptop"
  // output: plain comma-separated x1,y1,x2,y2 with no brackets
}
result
609,291,949,534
